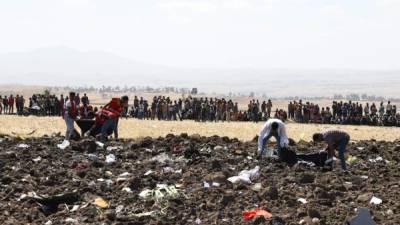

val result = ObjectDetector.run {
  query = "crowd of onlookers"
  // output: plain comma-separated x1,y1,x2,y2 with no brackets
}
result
1,92,399,126
0,93,92,117
129,96,286,122
288,100,399,126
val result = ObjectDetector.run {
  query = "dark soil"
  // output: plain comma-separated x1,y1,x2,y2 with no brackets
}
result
0,133,399,225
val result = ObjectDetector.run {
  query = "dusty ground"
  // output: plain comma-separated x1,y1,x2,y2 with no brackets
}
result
1,115,399,142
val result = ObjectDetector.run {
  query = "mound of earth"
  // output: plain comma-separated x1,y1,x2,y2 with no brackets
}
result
0,133,399,224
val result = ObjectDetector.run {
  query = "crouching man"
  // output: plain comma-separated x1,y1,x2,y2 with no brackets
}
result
86,96,129,141
257,118,289,159
313,129,350,170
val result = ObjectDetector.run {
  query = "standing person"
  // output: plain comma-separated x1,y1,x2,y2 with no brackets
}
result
58,92,78,148
266,99,273,118
3,95,8,114
15,95,20,115
8,95,14,114
74,93,81,107
0,95,2,114
19,95,25,115
81,93,89,106
313,129,350,171
257,118,289,159
364,103,370,116
386,101,392,115
379,102,385,120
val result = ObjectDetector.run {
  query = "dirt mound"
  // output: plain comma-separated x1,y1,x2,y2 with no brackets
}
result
0,134,399,224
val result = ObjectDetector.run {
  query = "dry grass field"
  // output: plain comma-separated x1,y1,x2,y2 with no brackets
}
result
1,115,399,142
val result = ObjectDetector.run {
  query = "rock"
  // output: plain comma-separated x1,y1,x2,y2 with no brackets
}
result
211,160,222,170
386,209,394,216
104,209,116,220
190,134,201,141
214,145,223,151
269,217,286,225
299,174,315,184
234,149,243,155
368,144,378,153
357,193,373,202
139,137,153,148
253,216,267,225
205,172,226,183
267,186,279,200
307,208,321,219
129,177,142,190
220,191,235,206
311,217,320,224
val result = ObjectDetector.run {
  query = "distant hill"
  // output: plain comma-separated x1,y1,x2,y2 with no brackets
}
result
0,46,170,86
0,46,399,97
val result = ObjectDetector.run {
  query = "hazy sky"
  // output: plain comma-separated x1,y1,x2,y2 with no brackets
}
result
1,0,399,69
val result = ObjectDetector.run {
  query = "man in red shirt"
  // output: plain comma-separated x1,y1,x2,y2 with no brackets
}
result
86,96,129,141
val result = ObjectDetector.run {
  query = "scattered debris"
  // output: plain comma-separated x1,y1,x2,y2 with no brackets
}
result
105,154,116,164
139,184,181,202
242,208,273,221
297,198,308,204
94,197,109,208
227,166,260,184
370,196,382,205
57,140,69,149
32,156,42,162
17,143,30,149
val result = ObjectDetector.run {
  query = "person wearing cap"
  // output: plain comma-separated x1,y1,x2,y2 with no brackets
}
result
257,118,289,159
313,128,350,170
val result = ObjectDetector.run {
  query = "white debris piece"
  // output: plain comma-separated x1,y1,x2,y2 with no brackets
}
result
87,154,99,161
65,218,78,224
95,141,104,148
251,183,262,192
119,172,131,177
369,156,383,163
370,196,382,205
116,205,124,214
144,170,154,176
70,205,80,212
297,198,308,204
105,154,116,164
203,182,210,188
57,140,70,150
17,143,30,149
32,156,42,162
151,153,173,164
227,166,260,184
106,146,123,151
163,167,174,173
122,187,133,193
212,182,220,187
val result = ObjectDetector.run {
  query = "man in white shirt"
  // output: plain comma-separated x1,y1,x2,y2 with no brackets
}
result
257,118,289,159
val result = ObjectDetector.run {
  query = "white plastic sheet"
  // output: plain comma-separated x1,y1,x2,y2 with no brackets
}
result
227,166,260,184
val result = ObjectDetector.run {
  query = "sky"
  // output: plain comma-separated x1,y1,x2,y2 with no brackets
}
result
0,0,399,70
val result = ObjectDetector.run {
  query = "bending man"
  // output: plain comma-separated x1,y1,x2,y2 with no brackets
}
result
257,118,289,159
87,96,129,141
313,129,350,170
